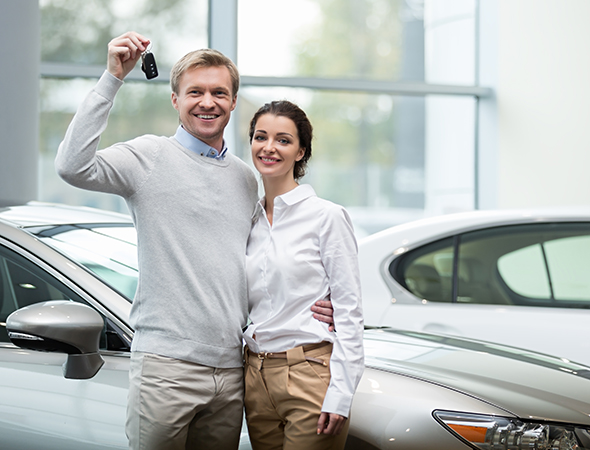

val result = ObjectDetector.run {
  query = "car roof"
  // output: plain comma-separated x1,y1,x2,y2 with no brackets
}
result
359,206,590,248
0,202,133,228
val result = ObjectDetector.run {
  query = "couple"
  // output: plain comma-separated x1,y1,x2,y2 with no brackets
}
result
56,31,364,450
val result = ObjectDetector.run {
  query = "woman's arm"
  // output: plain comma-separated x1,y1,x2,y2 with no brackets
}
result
317,203,365,422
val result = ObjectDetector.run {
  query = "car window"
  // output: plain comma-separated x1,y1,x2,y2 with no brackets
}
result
391,237,454,302
461,223,590,307
34,224,138,301
391,222,590,308
496,244,550,298
0,244,127,350
500,234,590,303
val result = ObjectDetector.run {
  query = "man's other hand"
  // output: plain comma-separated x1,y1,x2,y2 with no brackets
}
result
311,299,335,332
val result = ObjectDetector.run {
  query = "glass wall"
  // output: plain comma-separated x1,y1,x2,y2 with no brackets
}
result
38,0,207,211
237,0,414,82
40,0,207,67
38,0,481,236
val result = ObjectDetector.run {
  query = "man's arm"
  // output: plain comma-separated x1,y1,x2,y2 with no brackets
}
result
55,31,153,195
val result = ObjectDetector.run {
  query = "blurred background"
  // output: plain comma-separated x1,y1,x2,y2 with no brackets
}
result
2,0,590,237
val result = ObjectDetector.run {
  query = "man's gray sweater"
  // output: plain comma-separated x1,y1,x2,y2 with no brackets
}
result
55,71,258,368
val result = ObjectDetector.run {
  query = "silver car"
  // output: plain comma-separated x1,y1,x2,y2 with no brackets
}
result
2,202,590,449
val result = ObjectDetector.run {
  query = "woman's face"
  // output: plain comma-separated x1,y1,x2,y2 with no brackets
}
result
251,114,304,181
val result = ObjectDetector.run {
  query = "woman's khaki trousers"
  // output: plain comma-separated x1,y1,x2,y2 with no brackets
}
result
244,343,349,450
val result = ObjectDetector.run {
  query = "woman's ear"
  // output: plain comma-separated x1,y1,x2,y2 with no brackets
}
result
296,148,305,161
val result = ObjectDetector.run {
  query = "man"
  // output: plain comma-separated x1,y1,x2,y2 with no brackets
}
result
56,31,334,450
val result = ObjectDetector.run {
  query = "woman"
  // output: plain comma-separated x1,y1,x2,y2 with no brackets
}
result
243,100,364,450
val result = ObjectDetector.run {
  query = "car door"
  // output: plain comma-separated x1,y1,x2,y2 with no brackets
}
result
0,239,130,450
380,222,590,365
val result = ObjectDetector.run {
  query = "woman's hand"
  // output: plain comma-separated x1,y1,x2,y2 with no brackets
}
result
317,412,347,435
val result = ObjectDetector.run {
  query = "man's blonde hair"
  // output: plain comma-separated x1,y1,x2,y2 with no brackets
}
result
170,49,240,96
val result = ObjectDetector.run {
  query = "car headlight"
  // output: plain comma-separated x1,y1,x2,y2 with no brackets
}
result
434,411,590,449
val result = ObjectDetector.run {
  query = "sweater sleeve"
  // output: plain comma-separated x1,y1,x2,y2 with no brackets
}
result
319,205,365,417
55,71,156,198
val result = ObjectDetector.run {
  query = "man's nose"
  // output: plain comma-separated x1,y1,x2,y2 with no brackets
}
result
200,92,214,108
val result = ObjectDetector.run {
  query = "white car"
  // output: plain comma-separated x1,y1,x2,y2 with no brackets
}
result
358,207,590,366
4,202,590,449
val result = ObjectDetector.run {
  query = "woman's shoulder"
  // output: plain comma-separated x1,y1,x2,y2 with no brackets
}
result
303,191,351,226
306,190,347,214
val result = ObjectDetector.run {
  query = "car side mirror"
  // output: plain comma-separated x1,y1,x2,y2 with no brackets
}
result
6,300,105,379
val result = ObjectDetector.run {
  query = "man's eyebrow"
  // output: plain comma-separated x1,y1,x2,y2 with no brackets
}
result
183,85,230,93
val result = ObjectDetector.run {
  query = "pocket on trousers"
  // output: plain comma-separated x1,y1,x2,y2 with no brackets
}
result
306,360,331,387
286,361,330,410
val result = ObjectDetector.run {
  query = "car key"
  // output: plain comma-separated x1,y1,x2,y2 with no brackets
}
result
141,47,158,80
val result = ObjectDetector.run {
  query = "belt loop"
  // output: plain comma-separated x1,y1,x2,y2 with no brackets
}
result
286,346,306,366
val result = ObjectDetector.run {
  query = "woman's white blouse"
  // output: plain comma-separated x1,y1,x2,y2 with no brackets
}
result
244,184,364,416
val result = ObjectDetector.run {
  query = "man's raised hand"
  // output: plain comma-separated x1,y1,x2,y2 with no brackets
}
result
107,31,150,81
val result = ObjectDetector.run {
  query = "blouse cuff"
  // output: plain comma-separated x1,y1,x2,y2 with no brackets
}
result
321,391,354,418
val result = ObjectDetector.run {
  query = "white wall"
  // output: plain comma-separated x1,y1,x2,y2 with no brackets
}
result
496,0,590,208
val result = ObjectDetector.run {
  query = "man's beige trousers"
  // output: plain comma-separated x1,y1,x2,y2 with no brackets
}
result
126,352,244,450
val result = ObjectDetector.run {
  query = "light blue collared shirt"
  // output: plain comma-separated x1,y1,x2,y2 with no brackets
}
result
174,125,228,160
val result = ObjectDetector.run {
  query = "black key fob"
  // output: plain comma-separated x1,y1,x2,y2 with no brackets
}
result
141,51,158,80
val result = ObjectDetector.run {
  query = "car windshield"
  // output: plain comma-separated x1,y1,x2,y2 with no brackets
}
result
32,224,138,301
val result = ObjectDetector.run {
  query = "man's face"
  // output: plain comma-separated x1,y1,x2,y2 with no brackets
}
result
171,65,237,152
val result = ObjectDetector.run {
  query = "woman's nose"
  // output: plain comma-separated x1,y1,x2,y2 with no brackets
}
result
262,140,276,152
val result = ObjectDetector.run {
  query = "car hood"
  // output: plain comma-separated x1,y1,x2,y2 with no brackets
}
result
364,328,590,425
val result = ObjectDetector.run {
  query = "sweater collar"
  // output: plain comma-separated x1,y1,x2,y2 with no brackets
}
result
174,125,228,160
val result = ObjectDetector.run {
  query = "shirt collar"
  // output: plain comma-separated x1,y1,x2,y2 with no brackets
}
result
255,184,316,212
174,125,228,160
276,184,316,206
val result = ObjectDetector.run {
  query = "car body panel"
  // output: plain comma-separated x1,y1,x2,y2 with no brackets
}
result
350,367,495,449
0,345,129,449
363,329,590,424
358,208,590,366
